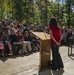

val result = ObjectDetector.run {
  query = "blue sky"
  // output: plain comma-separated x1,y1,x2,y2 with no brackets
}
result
33,0,65,4
50,0,65,4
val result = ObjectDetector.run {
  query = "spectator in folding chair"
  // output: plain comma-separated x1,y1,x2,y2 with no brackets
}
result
29,30,40,52
61,30,68,45
72,28,74,40
23,31,32,55
0,31,11,56
0,38,4,57
9,29,18,55
17,30,24,54
66,28,72,45
0,32,4,55
23,24,29,35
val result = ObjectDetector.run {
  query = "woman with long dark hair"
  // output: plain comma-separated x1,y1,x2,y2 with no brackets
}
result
48,17,64,70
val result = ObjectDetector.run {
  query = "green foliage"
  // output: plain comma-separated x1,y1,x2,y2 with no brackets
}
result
11,0,24,22
65,0,74,27
0,0,74,27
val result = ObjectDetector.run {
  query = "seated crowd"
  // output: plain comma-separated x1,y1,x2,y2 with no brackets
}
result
0,18,74,57
0,19,40,57
61,27,74,46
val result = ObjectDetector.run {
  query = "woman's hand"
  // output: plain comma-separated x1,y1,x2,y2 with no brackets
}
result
56,42,60,46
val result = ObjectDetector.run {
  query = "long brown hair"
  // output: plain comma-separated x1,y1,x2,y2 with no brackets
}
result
49,17,58,27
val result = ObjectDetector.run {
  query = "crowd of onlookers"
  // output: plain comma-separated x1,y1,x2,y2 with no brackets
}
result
61,27,74,46
0,18,43,57
0,18,74,57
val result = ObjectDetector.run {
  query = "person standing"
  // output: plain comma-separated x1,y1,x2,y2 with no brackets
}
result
48,17,64,70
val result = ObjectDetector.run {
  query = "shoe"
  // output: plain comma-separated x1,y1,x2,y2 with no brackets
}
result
51,68,59,71
59,68,64,71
